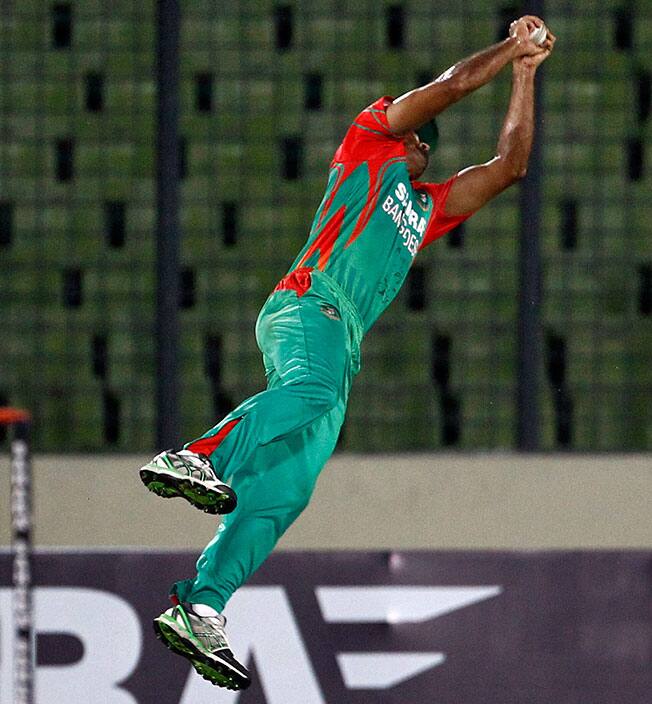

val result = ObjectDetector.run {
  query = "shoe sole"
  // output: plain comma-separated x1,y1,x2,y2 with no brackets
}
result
139,466,236,515
153,616,250,691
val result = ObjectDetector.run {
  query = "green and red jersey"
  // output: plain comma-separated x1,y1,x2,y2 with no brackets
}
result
289,96,474,332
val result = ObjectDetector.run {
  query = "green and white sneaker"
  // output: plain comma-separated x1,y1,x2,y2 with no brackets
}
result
154,600,251,691
139,449,237,515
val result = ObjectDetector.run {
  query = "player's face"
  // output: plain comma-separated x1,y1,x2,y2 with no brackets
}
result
403,130,430,180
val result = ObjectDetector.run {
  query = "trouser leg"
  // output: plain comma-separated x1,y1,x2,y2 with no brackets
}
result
173,289,354,611
174,402,345,612
183,290,351,485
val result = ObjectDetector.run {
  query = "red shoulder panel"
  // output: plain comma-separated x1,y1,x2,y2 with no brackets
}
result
332,96,406,166
414,176,476,250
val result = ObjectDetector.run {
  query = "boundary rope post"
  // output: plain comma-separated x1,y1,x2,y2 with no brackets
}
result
2,408,34,704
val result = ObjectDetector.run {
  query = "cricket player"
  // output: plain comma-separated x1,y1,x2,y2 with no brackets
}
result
139,16,555,690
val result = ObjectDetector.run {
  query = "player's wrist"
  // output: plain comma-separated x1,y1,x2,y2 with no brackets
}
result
512,60,537,78
504,36,524,60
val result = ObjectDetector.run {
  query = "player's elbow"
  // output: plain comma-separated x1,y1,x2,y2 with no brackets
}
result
428,68,472,105
492,156,526,188
502,152,529,182
511,163,528,182
438,73,472,101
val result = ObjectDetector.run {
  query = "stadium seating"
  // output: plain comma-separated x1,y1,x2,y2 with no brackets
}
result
0,0,649,451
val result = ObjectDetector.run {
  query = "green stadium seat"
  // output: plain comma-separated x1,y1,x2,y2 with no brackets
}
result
0,1,649,451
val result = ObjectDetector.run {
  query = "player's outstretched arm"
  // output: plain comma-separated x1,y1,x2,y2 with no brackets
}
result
385,16,548,135
442,26,556,217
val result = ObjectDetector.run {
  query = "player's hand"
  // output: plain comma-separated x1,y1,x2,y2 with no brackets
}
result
514,26,556,69
509,16,548,57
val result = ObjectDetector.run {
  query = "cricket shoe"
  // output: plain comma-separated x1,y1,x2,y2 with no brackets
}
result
139,449,237,515
154,600,251,691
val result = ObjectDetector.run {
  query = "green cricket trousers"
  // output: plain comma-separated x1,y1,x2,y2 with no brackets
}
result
172,268,362,612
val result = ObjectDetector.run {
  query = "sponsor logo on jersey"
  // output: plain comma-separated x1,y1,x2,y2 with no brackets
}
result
381,182,428,256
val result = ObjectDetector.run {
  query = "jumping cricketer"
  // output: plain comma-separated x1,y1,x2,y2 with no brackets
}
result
139,15,555,690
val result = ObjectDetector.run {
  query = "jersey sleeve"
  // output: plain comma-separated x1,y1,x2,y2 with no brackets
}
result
332,96,406,165
414,176,475,250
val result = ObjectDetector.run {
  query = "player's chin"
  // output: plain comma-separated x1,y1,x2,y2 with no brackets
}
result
409,158,428,181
